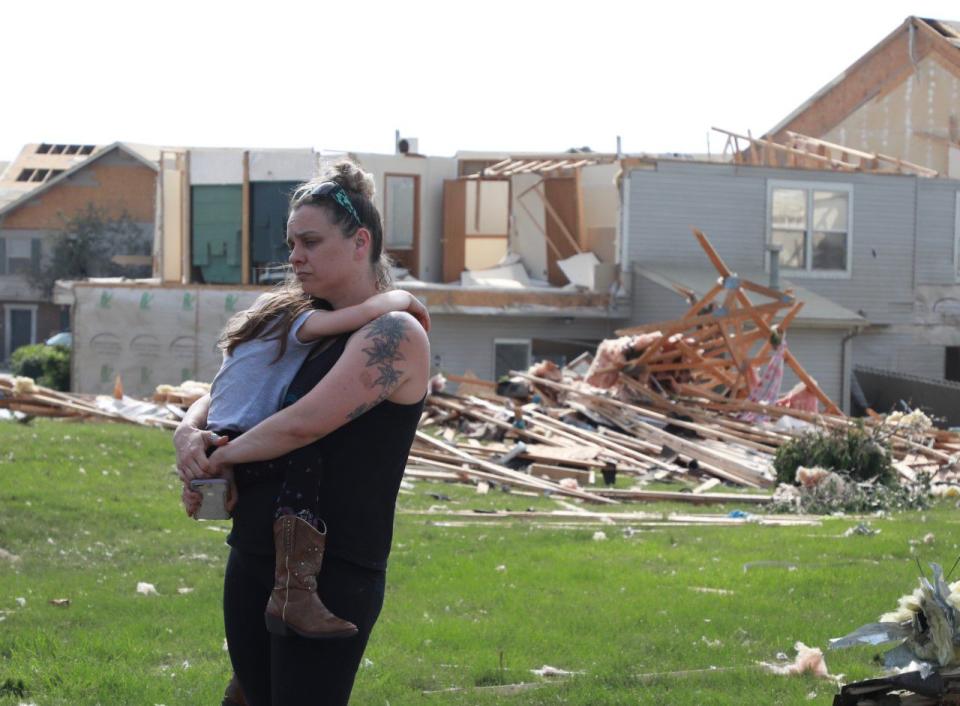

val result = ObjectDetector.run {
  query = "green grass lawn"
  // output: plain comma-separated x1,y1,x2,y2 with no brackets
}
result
0,420,955,705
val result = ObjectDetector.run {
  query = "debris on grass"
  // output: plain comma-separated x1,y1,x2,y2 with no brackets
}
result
136,582,159,596
48,598,70,607
592,531,607,541
830,562,960,679
0,548,20,563
690,586,735,595
842,522,880,537
759,641,832,678
530,664,583,677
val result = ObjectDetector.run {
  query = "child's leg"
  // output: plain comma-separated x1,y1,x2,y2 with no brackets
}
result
273,456,322,528
265,457,357,639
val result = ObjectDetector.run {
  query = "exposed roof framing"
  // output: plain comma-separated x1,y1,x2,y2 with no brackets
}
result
713,126,939,177
0,142,160,220
465,156,604,179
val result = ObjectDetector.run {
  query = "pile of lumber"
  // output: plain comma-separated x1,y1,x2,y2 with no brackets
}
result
0,374,178,429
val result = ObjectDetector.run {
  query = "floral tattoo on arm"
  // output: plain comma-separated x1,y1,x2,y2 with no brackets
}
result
346,315,408,421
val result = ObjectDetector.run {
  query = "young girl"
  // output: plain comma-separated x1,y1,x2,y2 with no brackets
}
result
203,280,430,639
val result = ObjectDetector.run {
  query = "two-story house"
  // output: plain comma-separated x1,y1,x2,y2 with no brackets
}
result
0,142,158,362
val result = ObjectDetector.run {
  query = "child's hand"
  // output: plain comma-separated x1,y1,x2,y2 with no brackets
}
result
404,295,431,333
368,291,430,332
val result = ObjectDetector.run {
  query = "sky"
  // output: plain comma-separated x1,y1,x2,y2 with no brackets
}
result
3,0,959,162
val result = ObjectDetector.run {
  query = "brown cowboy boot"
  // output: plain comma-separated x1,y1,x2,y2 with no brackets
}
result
264,515,359,639
221,673,247,706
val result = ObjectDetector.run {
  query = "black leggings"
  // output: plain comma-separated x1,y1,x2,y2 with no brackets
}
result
223,547,386,706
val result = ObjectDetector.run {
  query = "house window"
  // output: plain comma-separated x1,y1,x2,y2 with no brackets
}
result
384,175,417,249
17,169,34,182
768,181,852,275
493,339,531,380
6,239,34,275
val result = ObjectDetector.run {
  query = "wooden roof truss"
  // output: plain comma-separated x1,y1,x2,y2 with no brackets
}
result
614,228,842,416
714,126,939,178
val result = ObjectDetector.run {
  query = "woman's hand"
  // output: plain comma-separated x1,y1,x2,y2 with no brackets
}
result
174,425,228,483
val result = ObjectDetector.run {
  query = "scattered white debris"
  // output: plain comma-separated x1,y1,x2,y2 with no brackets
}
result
530,664,584,677
690,587,735,596
592,531,608,541
0,548,20,563
136,582,159,596
362,658,374,668
15,597,26,608
495,564,507,573
176,587,194,595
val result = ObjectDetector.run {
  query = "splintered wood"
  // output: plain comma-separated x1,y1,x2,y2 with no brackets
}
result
413,229,959,506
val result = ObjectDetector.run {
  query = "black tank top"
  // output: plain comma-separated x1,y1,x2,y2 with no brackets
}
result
227,334,425,570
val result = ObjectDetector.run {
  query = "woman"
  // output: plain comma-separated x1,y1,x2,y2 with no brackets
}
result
174,160,430,706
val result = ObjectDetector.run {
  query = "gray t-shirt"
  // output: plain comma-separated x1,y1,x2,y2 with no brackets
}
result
207,310,315,433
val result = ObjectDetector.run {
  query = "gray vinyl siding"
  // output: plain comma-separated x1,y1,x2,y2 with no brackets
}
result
627,162,923,326
629,271,690,325
916,179,959,285
428,314,619,380
780,328,845,408
853,330,945,379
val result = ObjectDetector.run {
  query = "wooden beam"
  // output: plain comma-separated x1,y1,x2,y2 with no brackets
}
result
532,184,583,255
241,150,251,285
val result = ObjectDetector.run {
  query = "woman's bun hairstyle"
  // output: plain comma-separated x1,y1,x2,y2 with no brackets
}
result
327,160,376,201
290,159,392,291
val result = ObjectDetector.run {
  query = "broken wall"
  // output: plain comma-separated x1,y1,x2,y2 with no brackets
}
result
70,284,262,397
822,55,960,176
579,163,620,265
351,152,458,282
511,174,548,281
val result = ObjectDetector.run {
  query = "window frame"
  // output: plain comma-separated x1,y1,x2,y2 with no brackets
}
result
766,179,853,279
383,172,420,277
5,237,35,276
493,338,531,380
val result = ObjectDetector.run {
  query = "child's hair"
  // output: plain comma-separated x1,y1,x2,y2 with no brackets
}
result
218,277,330,363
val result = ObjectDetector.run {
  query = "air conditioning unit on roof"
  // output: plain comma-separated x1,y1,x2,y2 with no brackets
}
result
396,136,418,155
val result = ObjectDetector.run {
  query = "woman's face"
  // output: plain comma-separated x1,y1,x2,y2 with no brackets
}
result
286,204,360,299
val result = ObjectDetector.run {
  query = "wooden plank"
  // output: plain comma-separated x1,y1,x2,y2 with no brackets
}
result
528,463,594,482
533,183,582,255
594,488,772,504
414,431,618,504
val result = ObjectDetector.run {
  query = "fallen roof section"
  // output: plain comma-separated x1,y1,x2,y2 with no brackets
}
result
635,263,865,328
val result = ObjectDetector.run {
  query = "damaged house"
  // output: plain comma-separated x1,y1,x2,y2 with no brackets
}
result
0,142,157,361
61,146,630,398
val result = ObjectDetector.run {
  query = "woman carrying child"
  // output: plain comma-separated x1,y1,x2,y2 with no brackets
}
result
174,160,430,706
